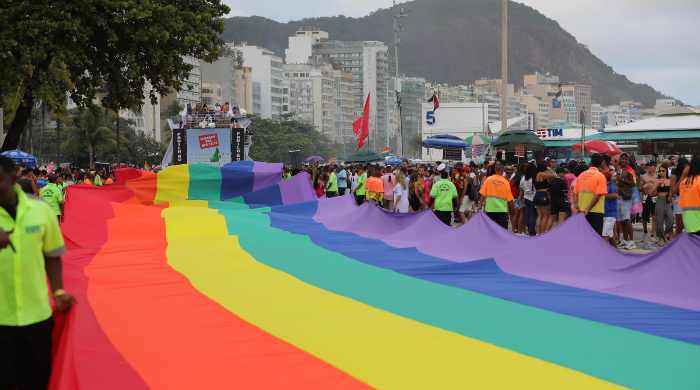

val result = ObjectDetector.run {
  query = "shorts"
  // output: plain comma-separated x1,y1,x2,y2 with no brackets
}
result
534,191,550,207
602,217,616,238
434,210,452,226
585,213,604,235
486,212,509,230
642,196,655,222
617,200,632,221
355,194,365,206
550,200,570,215
0,317,54,390
460,197,474,213
513,198,523,209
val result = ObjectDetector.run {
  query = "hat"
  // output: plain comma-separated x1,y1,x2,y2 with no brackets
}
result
437,163,446,172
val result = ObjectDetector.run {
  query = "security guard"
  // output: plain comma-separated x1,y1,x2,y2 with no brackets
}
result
0,156,75,389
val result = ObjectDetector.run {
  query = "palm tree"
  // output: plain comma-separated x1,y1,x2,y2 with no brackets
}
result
63,105,115,169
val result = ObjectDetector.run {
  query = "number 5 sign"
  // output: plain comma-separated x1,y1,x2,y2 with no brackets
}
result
426,110,436,125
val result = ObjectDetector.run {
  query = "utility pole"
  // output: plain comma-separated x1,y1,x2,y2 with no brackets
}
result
580,110,586,158
500,0,508,133
393,0,408,156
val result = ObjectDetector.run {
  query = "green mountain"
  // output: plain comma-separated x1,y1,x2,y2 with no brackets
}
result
222,0,668,107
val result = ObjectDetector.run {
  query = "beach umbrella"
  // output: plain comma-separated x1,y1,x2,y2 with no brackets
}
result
385,156,402,166
422,135,468,150
1,149,37,168
492,129,544,151
303,155,325,163
345,150,383,163
572,140,622,156
464,134,492,146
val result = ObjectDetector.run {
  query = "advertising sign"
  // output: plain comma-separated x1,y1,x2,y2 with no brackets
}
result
172,128,187,165
186,128,232,166
231,127,245,162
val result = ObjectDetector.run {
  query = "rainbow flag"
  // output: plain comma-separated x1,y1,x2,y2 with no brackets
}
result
52,161,700,389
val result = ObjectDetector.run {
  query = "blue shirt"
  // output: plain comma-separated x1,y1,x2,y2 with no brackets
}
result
337,169,348,188
605,181,618,218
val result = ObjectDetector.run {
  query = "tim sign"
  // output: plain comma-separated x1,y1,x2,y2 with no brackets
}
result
536,128,563,138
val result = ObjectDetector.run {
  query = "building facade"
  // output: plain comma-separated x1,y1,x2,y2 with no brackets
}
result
398,77,427,158
286,29,329,65
312,40,391,152
238,44,289,119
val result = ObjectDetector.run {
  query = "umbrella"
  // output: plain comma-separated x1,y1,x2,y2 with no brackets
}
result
422,135,468,150
385,156,402,166
303,155,325,163
464,134,492,146
1,149,37,168
345,150,383,163
572,140,622,156
492,129,544,151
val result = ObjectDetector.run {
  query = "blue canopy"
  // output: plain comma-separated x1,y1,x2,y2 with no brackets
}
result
1,150,37,168
422,136,467,150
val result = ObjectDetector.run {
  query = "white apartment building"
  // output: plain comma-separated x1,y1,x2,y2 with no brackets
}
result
286,29,329,64
238,44,288,118
591,103,603,129
312,40,391,151
201,82,223,106
177,56,202,107
521,95,551,129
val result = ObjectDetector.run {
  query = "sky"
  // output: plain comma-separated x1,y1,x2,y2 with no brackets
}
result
224,0,700,105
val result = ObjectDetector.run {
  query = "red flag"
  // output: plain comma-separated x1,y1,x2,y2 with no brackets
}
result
353,93,370,149
428,92,440,111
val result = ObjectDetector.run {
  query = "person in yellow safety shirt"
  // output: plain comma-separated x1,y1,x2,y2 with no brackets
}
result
39,173,64,220
104,176,114,185
573,153,608,236
326,166,339,198
93,171,103,186
478,161,515,230
354,165,367,205
83,172,93,186
430,164,458,226
679,155,700,235
0,156,75,390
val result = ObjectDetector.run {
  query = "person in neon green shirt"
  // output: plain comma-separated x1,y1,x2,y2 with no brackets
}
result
0,157,75,389
93,171,103,186
39,173,64,219
430,165,458,226
326,166,339,198
355,166,367,205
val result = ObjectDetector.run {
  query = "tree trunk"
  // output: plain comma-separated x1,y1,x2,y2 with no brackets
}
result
88,142,95,170
2,89,34,151
115,113,120,161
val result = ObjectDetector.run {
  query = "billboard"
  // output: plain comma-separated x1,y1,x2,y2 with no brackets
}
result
185,128,232,166
421,103,488,162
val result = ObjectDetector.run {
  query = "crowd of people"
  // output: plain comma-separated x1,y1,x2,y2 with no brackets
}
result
294,152,700,249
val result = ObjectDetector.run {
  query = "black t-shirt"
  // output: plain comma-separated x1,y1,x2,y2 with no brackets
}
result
550,177,568,206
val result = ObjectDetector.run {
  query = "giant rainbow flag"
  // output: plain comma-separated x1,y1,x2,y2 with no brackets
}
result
52,161,700,389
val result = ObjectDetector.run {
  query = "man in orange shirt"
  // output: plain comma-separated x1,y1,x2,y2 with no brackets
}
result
574,153,608,235
478,162,514,230
365,166,384,204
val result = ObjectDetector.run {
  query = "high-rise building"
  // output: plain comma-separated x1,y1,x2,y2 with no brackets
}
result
398,77,427,158
286,28,329,64
655,98,680,113
201,82,222,106
177,56,202,107
284,63,356,144
200,46,253,113
424,83,475,103
238,44,289,119
520,95,550,130
312,40,391,151
591,103,603,129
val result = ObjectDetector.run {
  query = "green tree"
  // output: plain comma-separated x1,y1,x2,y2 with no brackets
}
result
0,0,229,151
62,106,116,169
249,118,342,164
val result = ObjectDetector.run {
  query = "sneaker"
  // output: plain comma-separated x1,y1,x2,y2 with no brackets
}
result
624,241,637,250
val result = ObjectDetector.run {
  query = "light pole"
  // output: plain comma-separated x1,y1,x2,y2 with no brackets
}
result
393,1,408,156
580,110,586,158
500,0,508,133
